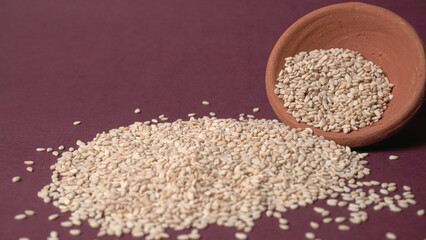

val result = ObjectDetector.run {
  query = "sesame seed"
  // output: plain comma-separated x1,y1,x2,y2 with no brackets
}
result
46,148,53,152
68,147,75,151
385,232,397,240
58,145,65,150
309,221,319,229
335,217,346,223
323,218,333,224
151,119,158,123
209,112,216,117
202,101,210,105
389,155,399,160
252,107,260,113
73,121,81,126
338,224,351,231
305,232,315,239
417,209,424,216
24,210,35,216
52,151,59,156
12,176,21,183
48,214,59,221
235,232,247,240
69,229,81,236
18,238,30,240
279,224,289,230
403,185,411,191
24,161,34,165
60,221,73,227
134,108,141,114
188,113,196,117
36,148,46,152
14,214,26,220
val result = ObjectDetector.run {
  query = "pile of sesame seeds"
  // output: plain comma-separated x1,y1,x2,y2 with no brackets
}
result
35,115,404,239
275,48,394,133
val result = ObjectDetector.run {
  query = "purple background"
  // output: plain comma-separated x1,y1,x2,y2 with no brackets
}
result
0,1,425,239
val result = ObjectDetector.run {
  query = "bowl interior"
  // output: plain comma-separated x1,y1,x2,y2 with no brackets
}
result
266,2,425,147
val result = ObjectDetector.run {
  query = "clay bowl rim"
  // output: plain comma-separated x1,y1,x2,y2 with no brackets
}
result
265,2,426,148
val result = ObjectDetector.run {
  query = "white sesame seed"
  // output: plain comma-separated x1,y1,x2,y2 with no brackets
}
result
18,238,30,240
188,113,196,117
24,161,34,165
69,229,81,236
323,218,333,224
252,107,260,113
417,209,424,216
177,234,189,240
235,232,247,240
24,210,35,216
335,217,346,223
36,148,45,152
50,231,58,237
134,108,141,114
14,214,26,220
403,185,411,191
46,148,53,152
385,232,397,239
48,214,59,221
305,232,315,239
310,221,319,229
12,176,21,183
27,167,33,172
73,121,81,126
202,101,210,105
279,224,289,230
58,145,65,150
389,155,399,160
209,112,216,117
338,224,351,231
52,151,59,156
61,221,73,227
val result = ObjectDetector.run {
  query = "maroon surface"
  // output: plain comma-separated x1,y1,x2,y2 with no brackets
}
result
0,1,425,240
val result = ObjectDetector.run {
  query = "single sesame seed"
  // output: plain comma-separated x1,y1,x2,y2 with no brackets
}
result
235,232,247,240
403,185,411,191
46,148,53,152
58,145,65,150
36,148,45,152
50,231,58,237
279,224,289,230
385,232,397,240
26,167,34,172
69,229,81,236
24,161,34,165
24,210,35,216
417,209,424,216
48,214,59,221
338,224,351,231
18,238,30,240
209,112,216,117
68,147,75,151
73,121,81,126
60,221,73,227
323,217,333,224
14,214,27,220
202,101,210,105
305,232,315,239
335,217,346,223
252,107,260,113
310,221,319,229
134,108,141,114
52,151,59,156
151,119,158,123
188,113,196,117
12,176,21,183
177,234,189,240
389,155,399,160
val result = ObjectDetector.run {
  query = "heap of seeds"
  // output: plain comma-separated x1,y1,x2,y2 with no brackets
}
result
275,48,393,133
38,117,373,239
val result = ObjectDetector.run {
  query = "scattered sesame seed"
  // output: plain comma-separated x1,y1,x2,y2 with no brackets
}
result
12,176,21,183
58,145,65,150
18,238,30,240
73,121,81,126
60,221,73,227
188,113,196,117
305,232,315,239
309,221,319,229
134,108,141,114
14,214,26,220
417,209,424,216
335,217,346,223
209,112,216,117
151,119,158,123
252,107,260,113
338,224,351,231
279,224,289,230
36,148,46,152
323,218,333,224
52,151,59,156
202,101,210,105
389,155,399,160
24,210,35,216
46,148,53,152
27,167,34,172
68,147,75,152
24,161,34,165
235,232,247,240
385,232,397,240
48,213,59,221
69,229,81,236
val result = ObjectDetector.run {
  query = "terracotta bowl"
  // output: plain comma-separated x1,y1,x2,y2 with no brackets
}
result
266,2,425,148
